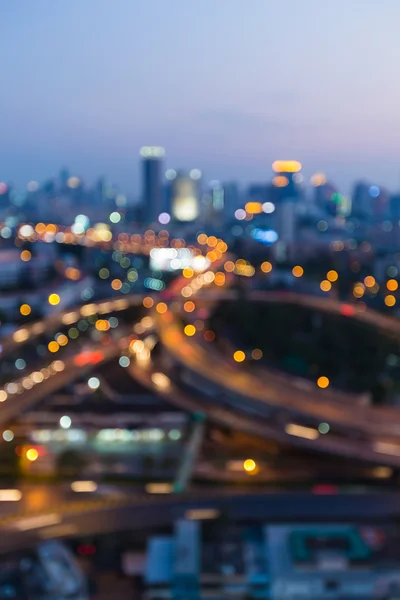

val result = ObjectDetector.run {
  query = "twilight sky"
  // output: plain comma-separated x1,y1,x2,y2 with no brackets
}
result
1,0,400,197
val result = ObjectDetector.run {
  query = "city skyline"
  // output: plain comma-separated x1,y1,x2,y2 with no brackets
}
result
2,0,400,193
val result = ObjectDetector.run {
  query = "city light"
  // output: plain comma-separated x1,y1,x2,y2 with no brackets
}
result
88,377,100,390
245,201,263,214
320,280,331,292
387,279,398,291
261,261,272,273
243,459,256,472
317,376,330,389
26,448,39,462
385,295,396,307
272,160,302,173
285,424,319,440
327,270,338,282
292,265,304,278
48,293,60,306
20,303,31,316
60,416,72,429
233,350,245,363
184,324,196,336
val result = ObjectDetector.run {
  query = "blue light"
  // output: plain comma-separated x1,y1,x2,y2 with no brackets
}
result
369,185,380,198
251,228,279,245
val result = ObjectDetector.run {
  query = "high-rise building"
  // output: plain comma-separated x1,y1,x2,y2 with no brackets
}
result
140,146,165,223
222,182,241,218
164,169,201,222
352,182,372,219
272,160,302,246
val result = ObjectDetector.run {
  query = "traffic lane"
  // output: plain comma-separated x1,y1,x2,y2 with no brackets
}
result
0,340,129,427
3,490,400,554
129,357,400,468
155,311,400,439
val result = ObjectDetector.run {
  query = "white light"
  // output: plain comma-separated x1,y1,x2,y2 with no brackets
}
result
189,169,202,180
262,202,275,214
140,146,165,158
119,356,130,368
60,415,71,429
26,181,39,192
158,212,171,224
0,489,22,502
235,209,246,220
19,224,34,238
151,372,171,389
109,211,121,223
88,377,100,390
14,513,61,531
71,481,98,493
2,430,14,442
165,169,177,180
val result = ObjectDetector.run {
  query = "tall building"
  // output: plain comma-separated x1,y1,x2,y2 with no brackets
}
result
140,146,165,223
272,160,302,246
223,182,241,218
352,182,372,219
168,169,201,222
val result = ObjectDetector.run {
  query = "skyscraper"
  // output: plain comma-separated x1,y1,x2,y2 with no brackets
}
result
272,161,302,246
140,146,165,223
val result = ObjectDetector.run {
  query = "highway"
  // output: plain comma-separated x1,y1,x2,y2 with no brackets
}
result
2,485,400,554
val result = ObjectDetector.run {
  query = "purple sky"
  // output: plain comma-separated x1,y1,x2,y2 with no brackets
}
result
2,0,400,196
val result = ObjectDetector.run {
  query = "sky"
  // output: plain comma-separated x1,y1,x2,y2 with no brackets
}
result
1,0,400,197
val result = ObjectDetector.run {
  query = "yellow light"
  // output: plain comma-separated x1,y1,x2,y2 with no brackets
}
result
272,175,289,188
261,261,272,274
56,334,68,346
320,280,331,292
111,278,122,291
197,233,207,245
364,276,376,288
353,283,365,298
310,173,327,187
385,294,396,307
224,260,235,273
317,376,330,389
20,304,31,316
183,267,194,279
151,372,171,389
285,423,319,440
245,201,263,214
26,448,38,462
20,250,31,262
143,296,154,308
156,302,167,314
272,160,302,173
184,324,196,337
207,235,218,247
184,301,195,313
292,265,304,278
387,279,398,291
214,272,225,286
48,341,59,353
48,293,60,306
243,459,256,472
327,270,338,282
252,349,263,360
233,350,245,363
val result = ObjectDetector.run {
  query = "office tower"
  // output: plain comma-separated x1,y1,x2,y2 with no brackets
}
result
140,146,165,223
170,169,200,222
223,182,241,218
272,161,302,245
352,182,372,219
